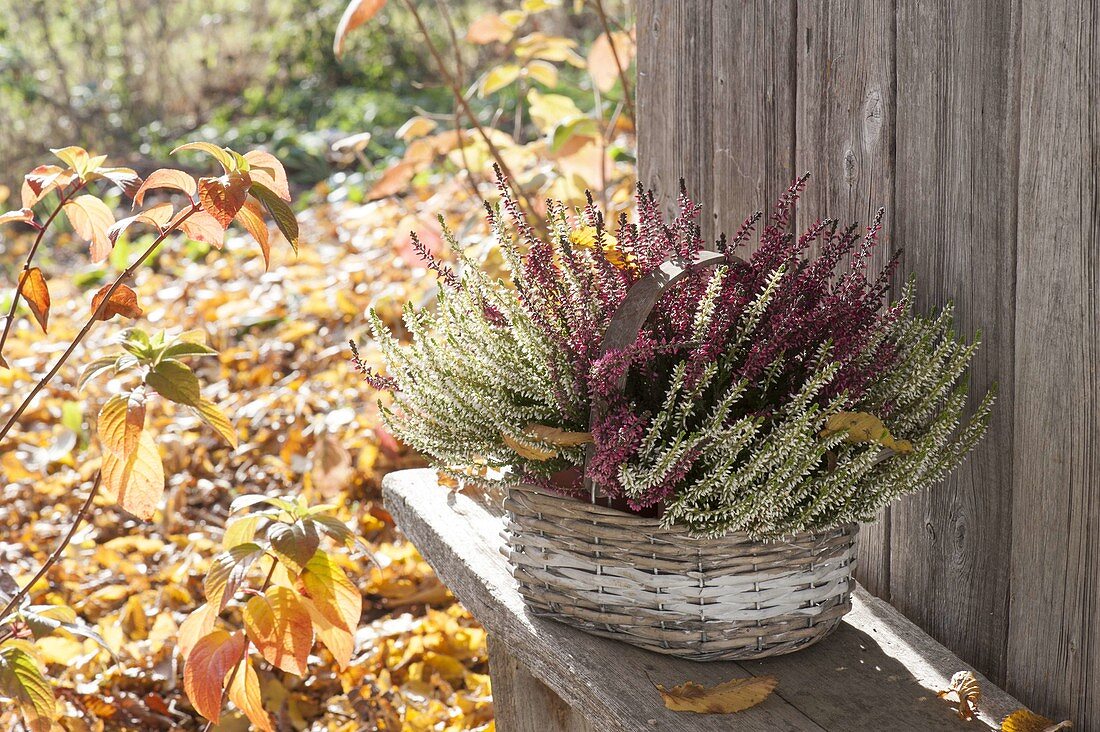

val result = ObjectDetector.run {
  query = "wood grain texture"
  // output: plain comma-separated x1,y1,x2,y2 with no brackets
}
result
794,0,896,601
384,469,1024,731
890,0,1019,689
488,635,597,732
637,0,715,236
1007,0,1099,725
710,0,796,246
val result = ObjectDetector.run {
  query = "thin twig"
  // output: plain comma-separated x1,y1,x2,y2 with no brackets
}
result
0,181,87,358
592,0,635,124
397,0,542,225
0,203,200,444
0,472,102,620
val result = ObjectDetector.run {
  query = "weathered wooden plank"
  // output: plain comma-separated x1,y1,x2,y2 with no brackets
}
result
890,0,1019,689
637,0,715,235
709,0,797,245
383,469,1025,731
793,0,896,601
1007,0,1099,726
487,635,597,732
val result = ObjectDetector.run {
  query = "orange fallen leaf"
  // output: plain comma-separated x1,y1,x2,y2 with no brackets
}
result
656,675,778,714
938,670,981,721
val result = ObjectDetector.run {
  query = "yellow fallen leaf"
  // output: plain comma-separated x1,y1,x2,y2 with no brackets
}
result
502,423,592,461
501,433,556,461
656,675,778,714
938,670,981,721
1001,708,1073,732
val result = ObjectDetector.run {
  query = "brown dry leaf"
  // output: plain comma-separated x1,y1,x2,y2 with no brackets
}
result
1001,709,1073,732
524,423,592,447
501,432,556,461
312,433,354,496
20,267,50,333
91,284,143,321
939,670,981,721
368,161,417,201
656,675,778,714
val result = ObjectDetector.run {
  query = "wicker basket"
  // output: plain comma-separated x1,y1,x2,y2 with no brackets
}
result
504,484,857,660
501,251,858,661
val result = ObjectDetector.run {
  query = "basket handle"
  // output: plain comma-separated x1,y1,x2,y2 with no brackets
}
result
583,249,733,501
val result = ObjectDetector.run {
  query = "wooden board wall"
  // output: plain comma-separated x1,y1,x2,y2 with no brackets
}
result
637,0,1098,725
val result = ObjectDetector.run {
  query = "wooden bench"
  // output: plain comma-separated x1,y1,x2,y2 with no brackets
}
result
383,469,1025,731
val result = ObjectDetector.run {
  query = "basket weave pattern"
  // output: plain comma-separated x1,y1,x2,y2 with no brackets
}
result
504,485,858,661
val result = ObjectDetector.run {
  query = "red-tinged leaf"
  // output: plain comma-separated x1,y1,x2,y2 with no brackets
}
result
91,283,143,321
178,210,226,249
20,268,50,333
171,142,239,174
96,167,143,199
107,202,174,244
243,150,290,202
302,597,354,670
299,551,361,634
0,208,35,226
198,172,251,229
22,165,65,208
235,198,270,269
334,0,387,58
97,392,145,459
227,656,275,732
63,195,116,262
133,169,197,207
183,629,246,724
101,430,164,520
177,603,216,660
242,586,313,676
367,161,416,200
249,183,299,253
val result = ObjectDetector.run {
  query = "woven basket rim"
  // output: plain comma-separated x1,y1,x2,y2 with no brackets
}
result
507,482,858,543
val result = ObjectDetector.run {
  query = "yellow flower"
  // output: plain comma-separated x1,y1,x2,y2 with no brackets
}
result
568,226,633,270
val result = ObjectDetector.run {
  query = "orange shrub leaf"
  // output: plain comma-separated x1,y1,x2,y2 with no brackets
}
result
227,655,275,732
22,165,67,208
101,430,164,520
242,586,313,676
63,195,116,262
20,267,50,333
301,597,354,670
467,14,513,45
177,210,226,249
198,173,251,229
243,151,290,202
97,392,146,459
108,202,174,244
96,167,144,199
234,198,270,269
299,550,361,634
183,629,246,724
587,31,636,92
333,0,387,58
91,284,144,321
177,603,216,660
133,169,197,207
205,542,263,610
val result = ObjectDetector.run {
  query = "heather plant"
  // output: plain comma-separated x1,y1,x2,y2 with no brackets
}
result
0,144,364,730
357,173,993,539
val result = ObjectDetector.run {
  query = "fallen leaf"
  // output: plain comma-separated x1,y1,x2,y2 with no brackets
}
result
938,670,981,721
820,411,913,454
656,675,778,714
1001,708,1073,732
